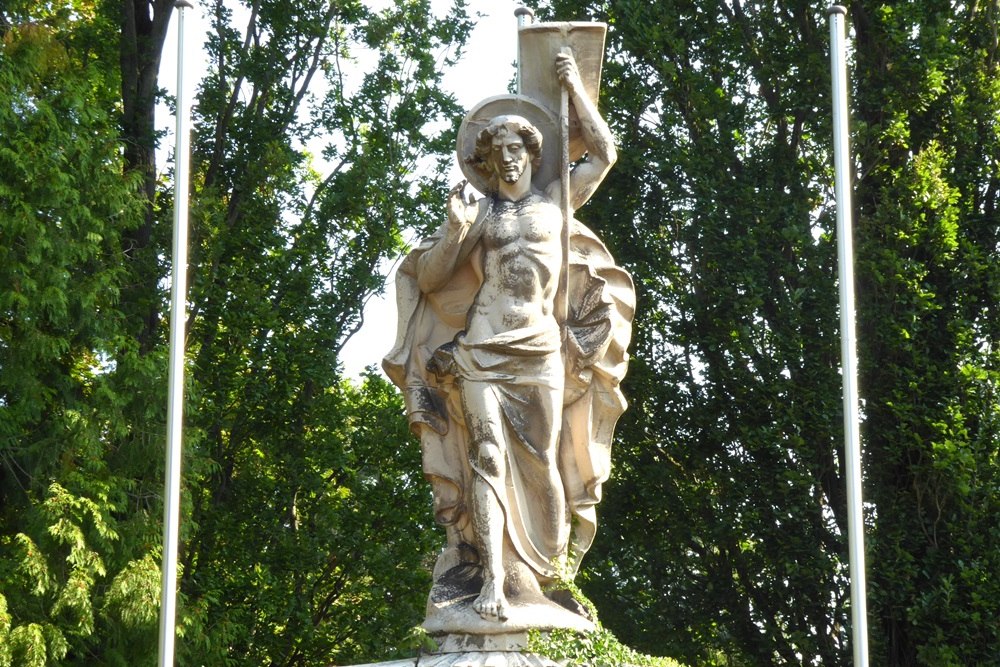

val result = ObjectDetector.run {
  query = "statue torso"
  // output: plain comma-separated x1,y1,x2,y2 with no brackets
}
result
465,193,562,344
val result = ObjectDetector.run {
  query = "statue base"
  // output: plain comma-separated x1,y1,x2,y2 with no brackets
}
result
423,586,594,636
422,550,595,636
343,554,595,666
347,633,560,667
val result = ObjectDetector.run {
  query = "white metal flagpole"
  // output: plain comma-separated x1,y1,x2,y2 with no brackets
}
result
828,6,870,666
159,2,194,666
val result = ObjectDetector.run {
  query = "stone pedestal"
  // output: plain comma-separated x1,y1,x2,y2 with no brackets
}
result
346,633,560,667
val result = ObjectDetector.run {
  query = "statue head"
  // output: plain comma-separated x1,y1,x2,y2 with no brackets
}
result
464,115,543,193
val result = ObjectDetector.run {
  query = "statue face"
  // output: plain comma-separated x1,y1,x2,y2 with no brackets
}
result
490,127,531,185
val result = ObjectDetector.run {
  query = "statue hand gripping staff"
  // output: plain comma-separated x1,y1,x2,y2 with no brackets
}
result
384,23,634,636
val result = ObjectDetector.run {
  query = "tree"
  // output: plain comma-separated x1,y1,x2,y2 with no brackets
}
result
851,3,1000,663
1,2,152,664
1,0,473,664
527,1,1000,665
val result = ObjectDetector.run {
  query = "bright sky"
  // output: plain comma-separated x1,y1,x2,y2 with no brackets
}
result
160,1,523,380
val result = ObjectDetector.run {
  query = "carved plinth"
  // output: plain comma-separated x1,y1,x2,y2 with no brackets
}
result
346,633,561,667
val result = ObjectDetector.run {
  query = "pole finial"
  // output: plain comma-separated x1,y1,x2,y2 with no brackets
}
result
515,6,534,27
828,4,847,16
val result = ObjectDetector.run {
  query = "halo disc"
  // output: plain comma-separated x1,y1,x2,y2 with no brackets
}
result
457,95,559,195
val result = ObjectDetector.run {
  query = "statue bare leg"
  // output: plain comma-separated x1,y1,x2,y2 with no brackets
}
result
460,379,510,622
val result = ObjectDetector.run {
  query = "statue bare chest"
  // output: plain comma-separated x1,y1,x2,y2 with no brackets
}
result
481,199,562,255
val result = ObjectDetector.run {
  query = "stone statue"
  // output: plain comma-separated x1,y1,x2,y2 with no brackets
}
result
383,23,634,641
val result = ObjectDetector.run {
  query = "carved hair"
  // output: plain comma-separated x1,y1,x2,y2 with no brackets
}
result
464,115,543,193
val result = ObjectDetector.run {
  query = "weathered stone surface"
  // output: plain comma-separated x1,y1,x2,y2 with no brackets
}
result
424,586,594,636
436,633,529,652
346,653,560,667
344,634,562,667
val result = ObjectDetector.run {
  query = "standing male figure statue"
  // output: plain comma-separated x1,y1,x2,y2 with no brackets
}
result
384,47,634,635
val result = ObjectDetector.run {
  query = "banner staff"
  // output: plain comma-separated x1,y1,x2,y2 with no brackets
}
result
514,9,571,326
159,2,194,665
557,44,572,327
514,6,534,94
828,6,870,666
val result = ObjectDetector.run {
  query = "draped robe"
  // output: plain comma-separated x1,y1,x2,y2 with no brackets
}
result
383,198,634,583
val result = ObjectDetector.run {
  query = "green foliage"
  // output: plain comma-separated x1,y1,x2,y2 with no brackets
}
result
2,0,470,665
850,3,1000,662
527,1,1000,665
103,555,161,631
531,626,685,667
528,586,685,667
0,3,156,664
178,373,440,666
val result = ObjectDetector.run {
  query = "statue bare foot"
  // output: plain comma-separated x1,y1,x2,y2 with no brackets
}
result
473,578,509,622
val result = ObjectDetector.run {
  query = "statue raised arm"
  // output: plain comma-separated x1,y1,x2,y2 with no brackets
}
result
545,51,617,210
